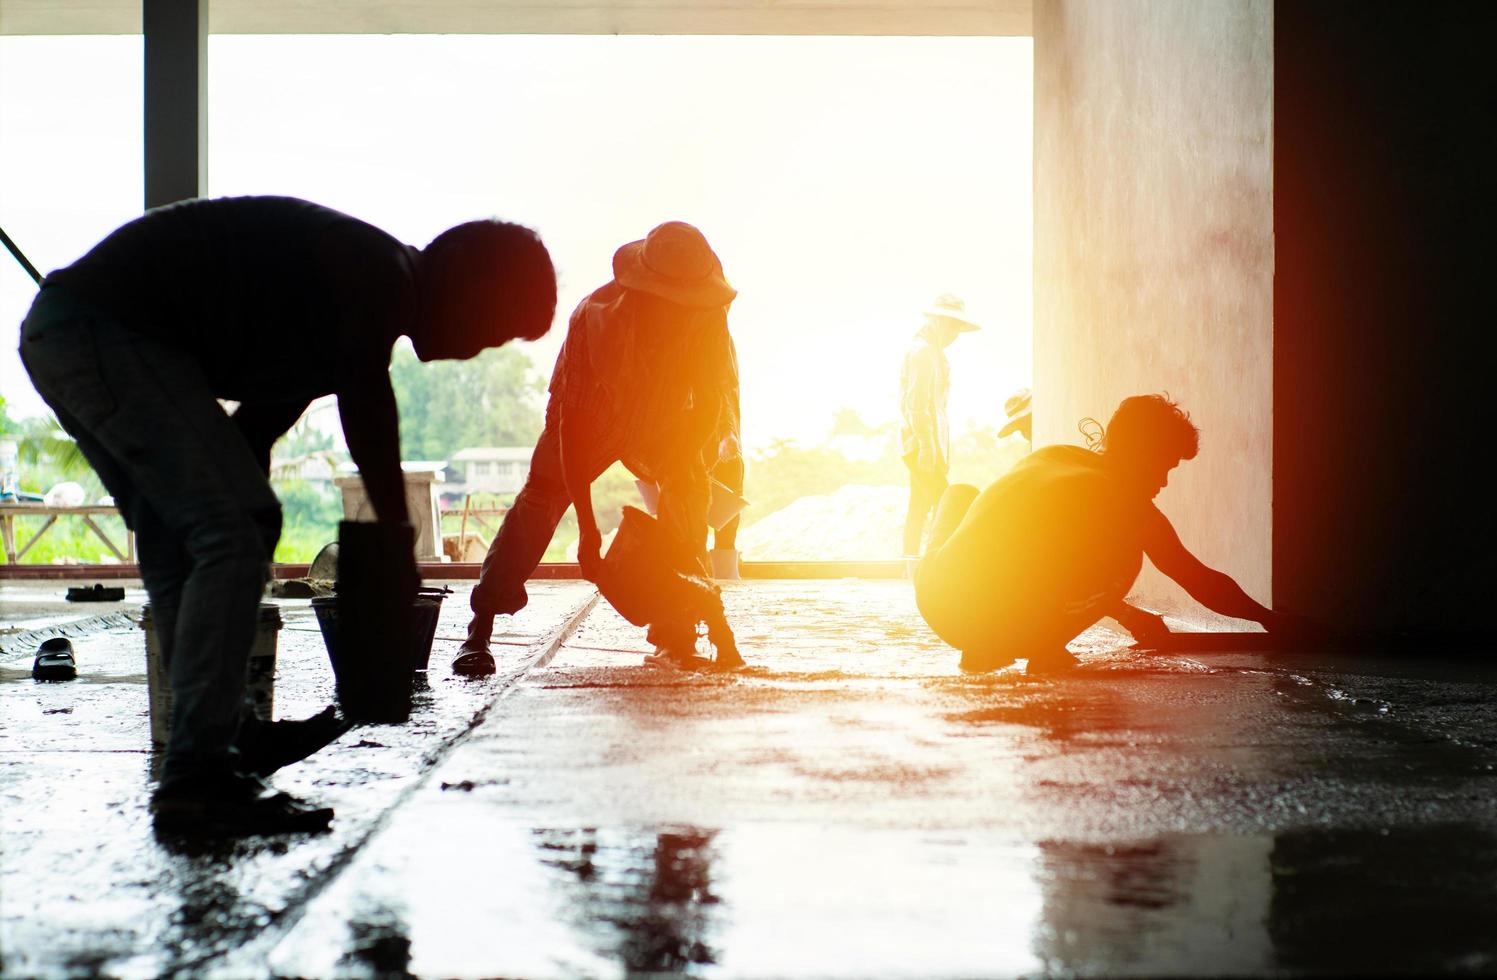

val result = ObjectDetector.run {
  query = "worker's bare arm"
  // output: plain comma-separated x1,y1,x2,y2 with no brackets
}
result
1143,508,1277,626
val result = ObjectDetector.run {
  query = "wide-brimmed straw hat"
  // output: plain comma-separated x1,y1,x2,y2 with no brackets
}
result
613,222,737,309
923,293,980,331
998,388,1032,440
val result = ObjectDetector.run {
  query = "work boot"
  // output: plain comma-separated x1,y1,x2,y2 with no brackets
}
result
151,771,333,837
234,706,353,776
645,643,715,671
452,617,497,677
707,621,746,670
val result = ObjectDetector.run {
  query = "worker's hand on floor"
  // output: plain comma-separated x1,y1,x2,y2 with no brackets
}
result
577,533,604,582
1116,604,1171,647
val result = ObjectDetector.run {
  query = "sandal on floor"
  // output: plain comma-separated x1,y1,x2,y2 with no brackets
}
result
452,644,496,677
32,637,77,681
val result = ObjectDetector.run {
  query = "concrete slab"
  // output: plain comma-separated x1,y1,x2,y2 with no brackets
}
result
0,580,597,978
257,581,1497,978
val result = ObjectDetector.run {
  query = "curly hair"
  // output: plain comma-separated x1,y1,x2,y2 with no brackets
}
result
1101,393,1200,462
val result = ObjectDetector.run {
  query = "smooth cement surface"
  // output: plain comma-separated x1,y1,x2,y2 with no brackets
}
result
3,580,1496,976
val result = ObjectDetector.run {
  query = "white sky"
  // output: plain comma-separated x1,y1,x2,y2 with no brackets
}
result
0,34,1032,449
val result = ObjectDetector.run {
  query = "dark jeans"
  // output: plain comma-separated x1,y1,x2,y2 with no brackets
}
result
470,403,711,651
20,287,281,785
902,459,948,556
470,403,571,619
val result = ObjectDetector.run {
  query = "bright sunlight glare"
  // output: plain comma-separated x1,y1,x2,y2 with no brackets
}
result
0,34,1031,450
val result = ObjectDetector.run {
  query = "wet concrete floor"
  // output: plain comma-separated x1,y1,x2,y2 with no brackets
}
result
3,579,1497,977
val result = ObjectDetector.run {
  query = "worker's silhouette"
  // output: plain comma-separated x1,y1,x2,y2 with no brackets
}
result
455,221,744,674
916,394,1293,672
20,196,556,834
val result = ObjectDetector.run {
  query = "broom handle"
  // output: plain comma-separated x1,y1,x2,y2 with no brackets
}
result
0,224,43,285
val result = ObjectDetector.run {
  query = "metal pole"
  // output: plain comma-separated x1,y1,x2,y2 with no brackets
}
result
0,225,43,285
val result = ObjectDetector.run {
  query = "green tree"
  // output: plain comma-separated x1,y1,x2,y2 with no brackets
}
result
267,413,344,562
0,395,94,492
388,345,546,461
1,394,125,563
271,478,344,563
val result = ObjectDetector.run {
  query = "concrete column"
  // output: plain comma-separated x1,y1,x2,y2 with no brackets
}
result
1032,0,1275,622
143,0,207,209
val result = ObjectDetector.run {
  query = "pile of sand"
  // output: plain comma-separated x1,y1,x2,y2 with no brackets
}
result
737,484,907,561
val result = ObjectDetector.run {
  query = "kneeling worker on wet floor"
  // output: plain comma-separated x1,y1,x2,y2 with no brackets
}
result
915,394,1297,672
19,195,557,836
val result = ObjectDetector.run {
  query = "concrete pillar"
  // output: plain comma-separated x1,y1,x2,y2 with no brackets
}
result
1032,0,1275,623
143,0,207,209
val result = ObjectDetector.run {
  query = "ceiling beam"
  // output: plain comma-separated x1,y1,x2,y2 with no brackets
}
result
1,0,1032,37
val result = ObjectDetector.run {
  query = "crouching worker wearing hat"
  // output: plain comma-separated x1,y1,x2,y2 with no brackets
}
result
19,196,556,835
915,394,1299,673
455,221,745,675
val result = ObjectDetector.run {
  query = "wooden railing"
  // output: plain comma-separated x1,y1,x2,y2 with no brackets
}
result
0,503,134,564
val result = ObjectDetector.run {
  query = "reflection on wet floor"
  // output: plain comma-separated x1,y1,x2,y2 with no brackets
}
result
535,827,722,973
0,581,597,978
7,580,1497,976
336,894,417,978
1268,824,1497,974
285,820,1497,978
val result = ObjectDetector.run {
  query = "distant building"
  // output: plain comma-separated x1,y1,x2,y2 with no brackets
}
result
269,453,341,483
447,447,533,497
271,456,446,485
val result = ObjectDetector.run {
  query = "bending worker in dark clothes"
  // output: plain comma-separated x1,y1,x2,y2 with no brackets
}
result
916,394,1294,673
20,196,556,835
454,220,745,676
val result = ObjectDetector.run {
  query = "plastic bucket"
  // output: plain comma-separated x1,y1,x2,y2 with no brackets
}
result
311,587,449,721
142,603,281,747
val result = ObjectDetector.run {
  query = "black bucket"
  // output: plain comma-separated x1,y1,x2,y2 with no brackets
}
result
599,507,721,628
312,587,450,720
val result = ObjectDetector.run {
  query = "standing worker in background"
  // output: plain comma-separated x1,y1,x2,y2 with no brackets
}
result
19,196,556,835
900,294,979,557
454,220,744,675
